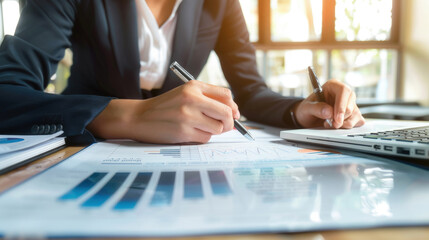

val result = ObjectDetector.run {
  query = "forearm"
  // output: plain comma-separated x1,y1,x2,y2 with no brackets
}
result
237,88,303,128
87,99,140,140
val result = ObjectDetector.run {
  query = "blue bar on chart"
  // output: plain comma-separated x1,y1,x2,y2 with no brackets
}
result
150,172,175,207
58,172,107,201
184,171,203,199
113,172,153,210
82,172,129,208
147,148,181,158
208,170,232,195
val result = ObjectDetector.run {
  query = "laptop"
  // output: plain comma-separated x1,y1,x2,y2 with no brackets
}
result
280,119,429,159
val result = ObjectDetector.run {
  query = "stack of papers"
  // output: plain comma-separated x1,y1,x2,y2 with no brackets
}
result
1,125,429,237
0,131,65,174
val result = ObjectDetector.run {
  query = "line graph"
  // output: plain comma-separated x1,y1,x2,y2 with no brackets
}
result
199,143,294,162
199,142,345,162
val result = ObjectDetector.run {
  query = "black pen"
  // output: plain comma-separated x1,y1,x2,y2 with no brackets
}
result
308,66,333,127
170,61,255,141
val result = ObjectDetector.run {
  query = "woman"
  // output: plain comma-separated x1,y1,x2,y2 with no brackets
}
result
0,0,364,144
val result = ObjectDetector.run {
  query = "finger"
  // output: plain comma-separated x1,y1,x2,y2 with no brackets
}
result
345,92,356,119
192,111,225,135
167,120,213,144
304,101,333,120
196,96,235,133
194,81,240,119
191,128,212,143
331,84,352,128
355,117,366,127
181,127,212,144
148,121,212,144
178,82,234,133
204,87,239,119
341,107,365,129
354,110,366,127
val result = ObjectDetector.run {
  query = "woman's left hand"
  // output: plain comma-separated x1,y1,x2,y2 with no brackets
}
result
293,79,365,129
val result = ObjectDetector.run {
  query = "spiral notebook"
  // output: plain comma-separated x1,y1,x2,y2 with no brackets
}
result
0,131,65,174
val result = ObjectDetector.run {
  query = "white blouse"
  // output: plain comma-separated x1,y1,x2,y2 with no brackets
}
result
135,0,183,90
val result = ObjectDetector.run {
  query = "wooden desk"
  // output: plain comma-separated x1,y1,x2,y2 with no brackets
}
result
1,147,429,240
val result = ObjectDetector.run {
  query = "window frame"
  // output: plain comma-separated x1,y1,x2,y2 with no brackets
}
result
0,0,4,39
0,0,22,40
253,0,402,99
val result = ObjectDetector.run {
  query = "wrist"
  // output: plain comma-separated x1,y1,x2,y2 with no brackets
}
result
87,99,138,139
290,101,303,128
284,100,303,129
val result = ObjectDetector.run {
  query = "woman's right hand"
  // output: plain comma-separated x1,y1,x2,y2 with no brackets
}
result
87,80,240,144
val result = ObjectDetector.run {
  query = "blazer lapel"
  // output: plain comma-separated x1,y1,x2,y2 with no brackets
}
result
103,0,204,97
161,0,204,93
103,0,141,98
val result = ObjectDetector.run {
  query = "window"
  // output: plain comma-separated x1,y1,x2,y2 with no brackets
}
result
0,3,3,38
1,0,399,99
0,0,20,39
0,0,71,94
199,0,400,102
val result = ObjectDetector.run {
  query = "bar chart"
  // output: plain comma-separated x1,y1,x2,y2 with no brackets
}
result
3,138,418,237
56,141,355,212
114,172,152,210
58,169,234,210
183,171,203,199
207,170,233,195
146,149,181,158
59,172,108,200
100,143,200,166
150,171,176,206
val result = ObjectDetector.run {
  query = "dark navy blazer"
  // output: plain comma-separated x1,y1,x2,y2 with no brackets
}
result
0,0,302,143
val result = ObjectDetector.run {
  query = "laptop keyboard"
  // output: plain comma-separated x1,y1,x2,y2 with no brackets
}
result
347,126,429,144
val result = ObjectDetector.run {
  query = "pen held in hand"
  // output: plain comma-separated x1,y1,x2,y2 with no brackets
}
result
170,61,255,141
308,66,333,128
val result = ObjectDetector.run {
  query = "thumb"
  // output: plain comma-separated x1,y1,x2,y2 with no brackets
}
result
306,102,333,120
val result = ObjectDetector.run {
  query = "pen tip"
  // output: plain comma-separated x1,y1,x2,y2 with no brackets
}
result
326,119,333,128
245,133,255,141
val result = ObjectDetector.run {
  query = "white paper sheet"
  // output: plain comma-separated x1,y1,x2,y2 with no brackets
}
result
1,126,429,238
0,131,63,154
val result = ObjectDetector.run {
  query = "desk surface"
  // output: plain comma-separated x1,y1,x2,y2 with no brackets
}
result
1,146,429,240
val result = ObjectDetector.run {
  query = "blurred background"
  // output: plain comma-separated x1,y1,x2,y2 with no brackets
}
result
1,0,428,107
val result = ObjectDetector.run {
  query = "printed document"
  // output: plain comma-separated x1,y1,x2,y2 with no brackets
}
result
1,125,429,237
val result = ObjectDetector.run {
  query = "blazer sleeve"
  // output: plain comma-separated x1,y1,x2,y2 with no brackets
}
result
214,0,303,128
0,0,112,143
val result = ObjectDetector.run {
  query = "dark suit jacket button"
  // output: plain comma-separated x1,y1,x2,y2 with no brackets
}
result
43,124,51,134
31,125,40,134
49,124,57,134
38,125,45,134
57,124,63,131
